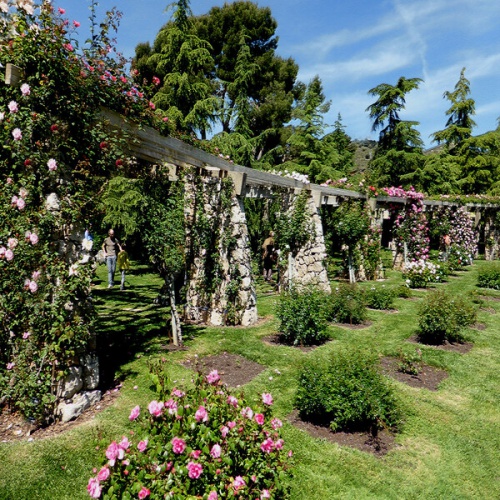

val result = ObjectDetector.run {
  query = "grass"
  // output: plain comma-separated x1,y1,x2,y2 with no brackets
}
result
1,260,500,499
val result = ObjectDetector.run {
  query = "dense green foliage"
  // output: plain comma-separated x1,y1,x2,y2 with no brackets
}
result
477,264,500,290
276,288,329,346
364,285,396,310
295,349,403,432
323,284,367,325
417,289,477,344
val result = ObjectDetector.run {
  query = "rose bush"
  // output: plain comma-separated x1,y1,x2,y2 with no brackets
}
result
88,362,293,499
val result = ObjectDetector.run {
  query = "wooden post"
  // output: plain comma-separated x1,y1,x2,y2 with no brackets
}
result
5,63,22,86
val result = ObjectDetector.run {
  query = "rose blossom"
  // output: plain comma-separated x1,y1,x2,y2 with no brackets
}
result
129,405,140,421
262,393,274,405
7,238,18,249
210,444,221,458
164,398,178,415
241,406,253,419
22,332,31,340
195,405,208,422
271,418,283,430
8,101,18,113
119,436,130,450
171,388,185,398
5,249,14,261
207,492,218,500
171,437,186,454
254,413,265,425
47,158,57,171
29,232,38,245
16,198,26,210
138,487,150,499
105,441,124,464
275,438,284,450
148,400,163,417
221,426,229,438
97,466,110,481
20,83,30,96
206,369,220,384
187,461,203,479
137,439,148,452
87,477,101,499
73,20,80,27
6,362,15,370
261,490,271,499
28,281,38,293
232,476,246,491
227,395,238,407
260,438,274,454
227,421,236,429
12,128,22,140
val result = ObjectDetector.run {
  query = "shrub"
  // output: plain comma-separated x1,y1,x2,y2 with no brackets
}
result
396,284,413,299
364,285,395,310
477,265,500,290
295,349,403,433
397,348,422,376
417,290,477,344
276,288,329,346
88,361,293,499
324,284,367,325
403,259,447,288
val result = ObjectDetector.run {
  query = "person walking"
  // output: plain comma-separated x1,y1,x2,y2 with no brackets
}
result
102,228,122,288
261,231,276,281
117,242,131,290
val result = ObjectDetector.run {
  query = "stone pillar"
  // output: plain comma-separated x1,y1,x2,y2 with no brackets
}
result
184,174,257,326
281,192,331,293
484,210,499,260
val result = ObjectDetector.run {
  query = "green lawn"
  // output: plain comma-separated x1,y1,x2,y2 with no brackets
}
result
1,260,499,499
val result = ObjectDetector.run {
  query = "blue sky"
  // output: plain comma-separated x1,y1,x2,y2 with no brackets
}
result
60,0,500,148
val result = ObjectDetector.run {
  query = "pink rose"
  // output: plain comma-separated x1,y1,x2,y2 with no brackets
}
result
20,83,30,96
12,128,22,141
6,362,15,370
262,393,273,405
164,398,178,415
261,489,271,499
241,406,253,419
148,400,163,417
47,158,57,171
17,198,26,210
254,413,265,425
58,7,66,14
73,20,80,27
227,395,238,407
260,438,274,454
87,477,101,498
206,370,220,384
22,332,31,340
275,438,284,450
105,441,124,463
221,426,229,438
138,487,150,499
119,436,130,450
232,476,246,491
210,444,221,458
187,461,203,479
208,492,218,500
171,437,186,454
171,389,185,398
137,439,148,452
8,101,18,113
5,249,14,261
227,421,236,429
7,238,18,249
129,405,140,421
97,466,110,481
195,405,208,422
271,418,282,430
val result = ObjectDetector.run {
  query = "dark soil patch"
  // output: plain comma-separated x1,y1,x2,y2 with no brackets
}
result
0,385,121,444
182,352,265,388
261,333,330,352
480,307,496,314
380,357,448,390
407,334,473,354
287,410,396,456
367,308,399,313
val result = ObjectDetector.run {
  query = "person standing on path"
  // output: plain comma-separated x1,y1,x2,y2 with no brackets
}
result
102,228,122,288
117,242,131,290
262,231,276,281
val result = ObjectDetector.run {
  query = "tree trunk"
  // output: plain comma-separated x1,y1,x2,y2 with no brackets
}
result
167,275,182,346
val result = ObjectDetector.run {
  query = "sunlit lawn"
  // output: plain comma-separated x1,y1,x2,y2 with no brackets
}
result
1,260,499,499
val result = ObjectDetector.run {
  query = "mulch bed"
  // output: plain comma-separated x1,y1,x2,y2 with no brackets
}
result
182,352,266,388
287,410,397,456
380,356,448,390
0,385,122,444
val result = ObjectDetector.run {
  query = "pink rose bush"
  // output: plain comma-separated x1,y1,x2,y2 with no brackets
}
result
89,362,293,498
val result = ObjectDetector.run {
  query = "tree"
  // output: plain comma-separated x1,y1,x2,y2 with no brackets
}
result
133,0,219,138
366,76,424,187
431,67,476,148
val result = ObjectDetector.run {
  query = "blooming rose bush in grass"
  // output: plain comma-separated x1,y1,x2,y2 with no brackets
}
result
88,362,293,499
402,259,446,288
